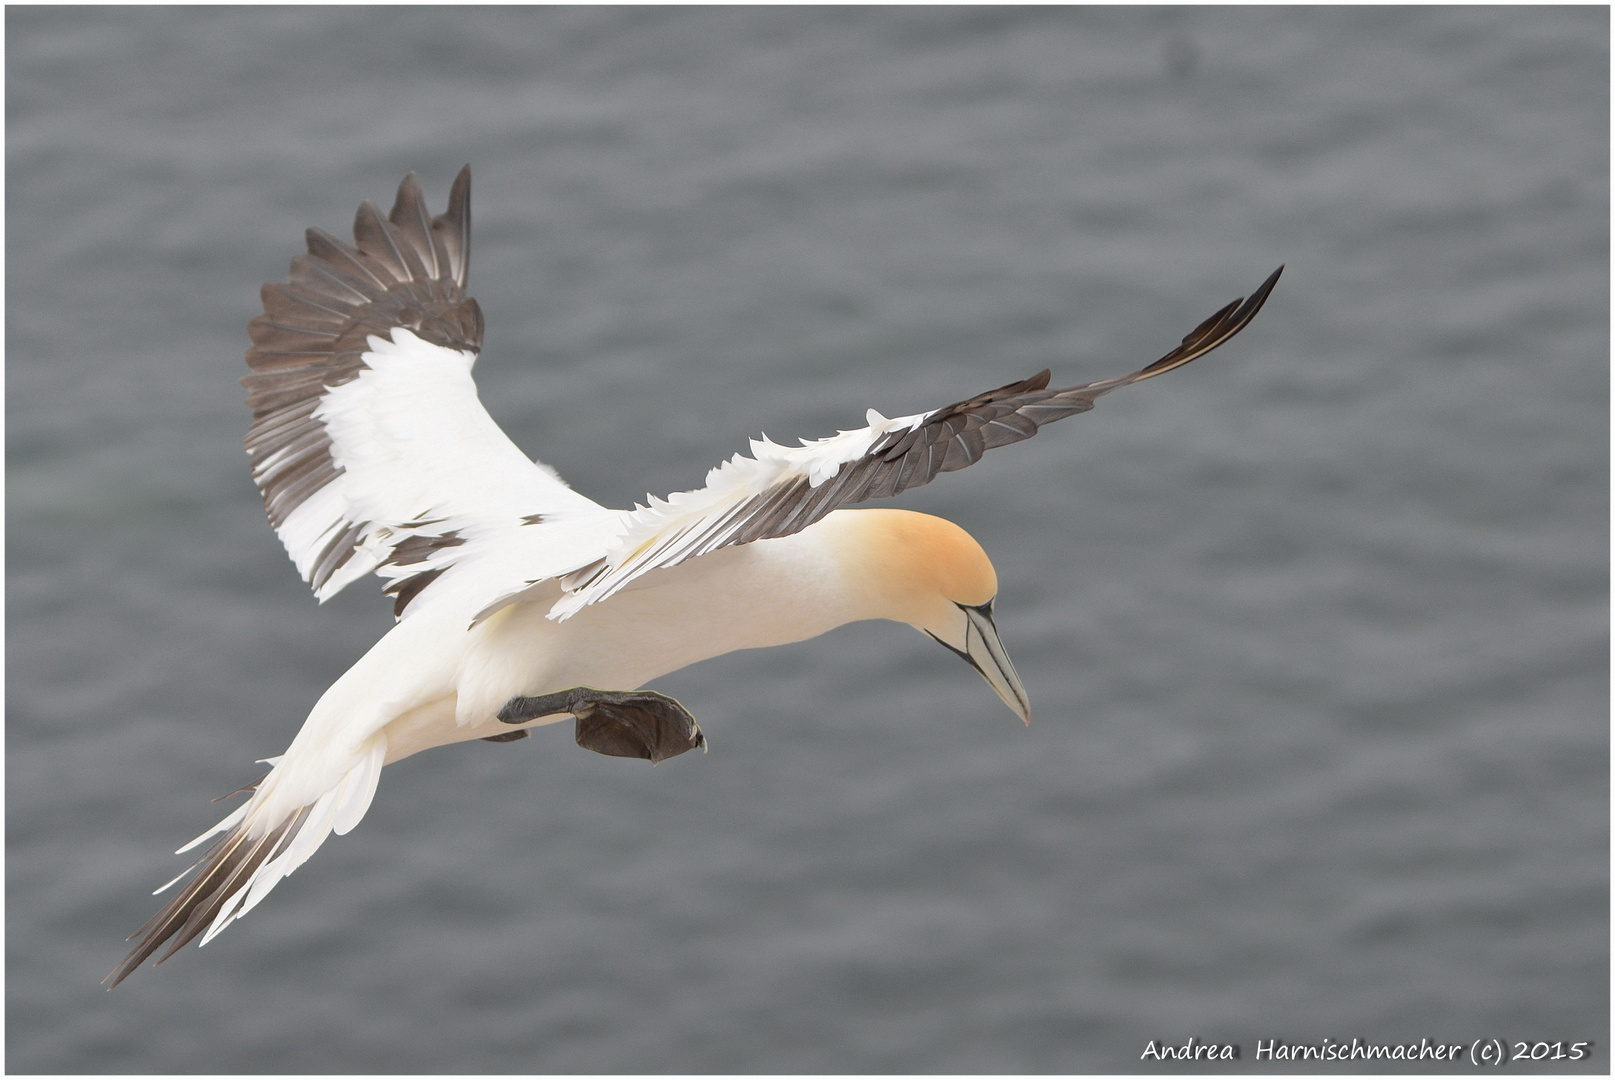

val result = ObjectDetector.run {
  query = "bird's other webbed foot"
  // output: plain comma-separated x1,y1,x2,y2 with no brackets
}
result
497,687,707,765
481,729,528,743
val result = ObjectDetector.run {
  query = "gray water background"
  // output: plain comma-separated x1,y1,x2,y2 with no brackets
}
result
7,7,1608,1073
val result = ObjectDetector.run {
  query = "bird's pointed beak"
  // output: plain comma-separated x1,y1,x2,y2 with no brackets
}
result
930,600,1031,724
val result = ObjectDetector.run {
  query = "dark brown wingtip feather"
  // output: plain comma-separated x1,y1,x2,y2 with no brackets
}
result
1134,264,1283,381
435,165,472,288
388,172,445,284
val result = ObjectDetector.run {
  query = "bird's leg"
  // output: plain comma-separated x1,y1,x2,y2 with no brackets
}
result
497,688,707,765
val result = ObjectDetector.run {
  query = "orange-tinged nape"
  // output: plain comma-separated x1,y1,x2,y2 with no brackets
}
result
824,508,997,628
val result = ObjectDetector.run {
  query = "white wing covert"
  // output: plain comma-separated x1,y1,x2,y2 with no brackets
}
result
243,167,598,617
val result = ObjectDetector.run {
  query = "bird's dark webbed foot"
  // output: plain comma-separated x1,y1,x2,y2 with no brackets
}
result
497,688,707,765
481,729,529,743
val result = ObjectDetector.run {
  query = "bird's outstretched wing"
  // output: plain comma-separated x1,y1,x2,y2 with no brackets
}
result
243,167,599,617
549,266,1282,619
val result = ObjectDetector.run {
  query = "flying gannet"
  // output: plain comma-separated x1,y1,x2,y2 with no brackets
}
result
106,167,1280,986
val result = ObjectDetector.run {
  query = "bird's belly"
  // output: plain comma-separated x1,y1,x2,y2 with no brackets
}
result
379,691,576,764
375,599,733,764
422,537,860,757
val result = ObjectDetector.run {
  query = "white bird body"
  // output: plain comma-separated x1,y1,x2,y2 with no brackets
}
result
108,166,1279,985
300,509,896,773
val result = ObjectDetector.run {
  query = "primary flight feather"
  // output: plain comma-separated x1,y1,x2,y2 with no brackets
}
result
107,166,1279,986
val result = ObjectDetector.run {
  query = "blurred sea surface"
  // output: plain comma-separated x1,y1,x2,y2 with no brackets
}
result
7,6,1608,1073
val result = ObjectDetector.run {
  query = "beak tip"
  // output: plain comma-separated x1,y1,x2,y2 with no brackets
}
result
950,602,1032,731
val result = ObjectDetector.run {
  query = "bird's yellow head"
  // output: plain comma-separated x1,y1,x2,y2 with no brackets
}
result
829,509,1030,723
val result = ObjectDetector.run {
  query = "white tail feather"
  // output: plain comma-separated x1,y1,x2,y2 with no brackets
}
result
175,800,250,855
235,831,297,920
195,736,388,945
199,884,251,947
153,862,199,897
333,740,386,836
261,790,337,884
